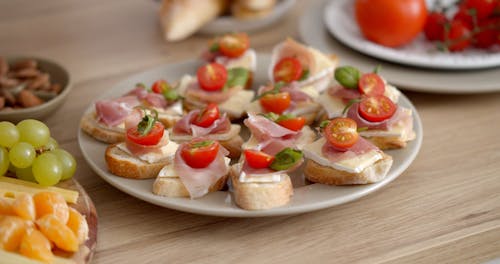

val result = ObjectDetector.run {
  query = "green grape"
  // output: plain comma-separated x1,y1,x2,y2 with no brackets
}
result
33,153,62,186
41,137,59,152
16,166,36,182
9,142,36,169
16,119,50,148
50,149,76,180
0,147,9,176
0,121,20,148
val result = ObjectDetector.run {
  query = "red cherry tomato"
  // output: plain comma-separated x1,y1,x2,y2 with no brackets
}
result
358,95,397,122
446,19,473,52
463,0,497,19
192,103,220,128
197,63,228,91
180,139,220,169
218,33,250,58
273,57,303,83
355,0,428,47
424,12,448,41
259,92,291,114
324,118,359,150
244,149,275,169
358,73,385,96
277,116,306,132
126,122,165,146
151,80,168,94
475,18,500,48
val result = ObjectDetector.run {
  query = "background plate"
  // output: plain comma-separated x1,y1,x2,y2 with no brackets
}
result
300,0,500,93
78,54,422,217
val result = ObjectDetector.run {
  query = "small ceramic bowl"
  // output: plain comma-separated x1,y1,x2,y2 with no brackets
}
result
0,57,72,123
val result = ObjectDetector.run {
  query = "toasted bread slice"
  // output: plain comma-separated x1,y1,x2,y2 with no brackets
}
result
80,112,125,144
230,165,293,210
105,144,172,179
304,153,393,185
152,173,228,197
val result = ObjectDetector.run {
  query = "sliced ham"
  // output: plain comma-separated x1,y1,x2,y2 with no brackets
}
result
95,95,140,126
172,110,231,137
184,80,237,104
125,131,170,157
174,145,229,199
271,38,317,75
127,86,149,100
127,86,168,108
346,103,391,130
328,85,361,101
322,137,379,162
280,84,312,102
244,113,298,140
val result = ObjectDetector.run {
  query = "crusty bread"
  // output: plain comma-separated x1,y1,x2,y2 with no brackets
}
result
105,144,171,179
158,113,182,129
236,0,276,10
230,165,293,210
231,3,274,19
363,136,408,150
304,153,393,185
152,173,228,197
80,112,125,144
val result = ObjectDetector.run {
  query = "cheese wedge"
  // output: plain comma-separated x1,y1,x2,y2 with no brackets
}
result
0,176,79,204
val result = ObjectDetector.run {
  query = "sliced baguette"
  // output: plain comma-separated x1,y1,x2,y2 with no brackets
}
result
80,112,124,144
152,173,228,198
304,153,393,185
230,165,293,210
105,144,171,179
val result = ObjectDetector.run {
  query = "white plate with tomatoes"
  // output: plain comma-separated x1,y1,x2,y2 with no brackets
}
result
323,0,500,70
78,54,422,217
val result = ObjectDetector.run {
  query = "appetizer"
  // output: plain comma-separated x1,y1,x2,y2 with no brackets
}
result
178,62,254,119
268,38,338,93
105,109,179,179
153,138,230,198
170,103,243,158
230,147,302,210
231,0,276,19
303,118,393,185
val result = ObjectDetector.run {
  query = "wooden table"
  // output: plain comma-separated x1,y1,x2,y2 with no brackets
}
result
2,1,500,263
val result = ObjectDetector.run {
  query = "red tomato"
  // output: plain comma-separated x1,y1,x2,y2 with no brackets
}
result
453,7,474,28
259,92,291,114
273,57,303,83
180,139,220,169
192,103,220,128
358,73,385,96
151,80,168,94
446,20,473,52
126,122,165,146
358,95,396,122
424,12,448,41
324,118,359,150
463,0,497,19
355,0,428,47
277,116,306,131
474,18,500,48
197,63,228,91
244,149,275,169
219,33,250,58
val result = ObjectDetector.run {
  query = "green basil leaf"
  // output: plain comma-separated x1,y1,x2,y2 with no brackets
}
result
137,109,159,136
269,148,303,171
298,69,310,81
319,120,330,129
275,113,296,122
209,42,219,52
334,66,362,89
226,67,249,88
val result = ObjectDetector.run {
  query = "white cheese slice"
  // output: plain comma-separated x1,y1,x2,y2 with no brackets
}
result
300,85,320,99
117,134,179,164
384,84,401,103
218,49,257,72
176,74,195,96
170,124,241,142
303,138,382,174
219,89,255,118
96,120,125,133
239,170,284,183
360,108,415,140
157,157,231,178
317,93,346,119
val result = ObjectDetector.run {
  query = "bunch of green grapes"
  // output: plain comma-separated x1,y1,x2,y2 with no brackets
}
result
0,119,76,186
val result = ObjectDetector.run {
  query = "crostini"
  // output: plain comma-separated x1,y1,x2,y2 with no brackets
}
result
303,117,393,185
105,110,179,179
170,103,243,158
230,147,302,210
153,138,230,198
268,38,338,93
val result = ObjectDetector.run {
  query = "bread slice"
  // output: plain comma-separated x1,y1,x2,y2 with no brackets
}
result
80,112,125,144
230,165,293,210
105,144,172,179
158,113,182,129
231,3,274,19
304,153,393,185
152,173,228,197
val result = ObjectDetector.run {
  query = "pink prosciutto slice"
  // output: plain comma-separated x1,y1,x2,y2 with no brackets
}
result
322,137,379,162
271,38,317,76
174,146,229,199
328,85,361,102
346,103,406,131
244,113,298,140
184,80,237,104
127,86,168,108
95,95,141,126
172,110,231,137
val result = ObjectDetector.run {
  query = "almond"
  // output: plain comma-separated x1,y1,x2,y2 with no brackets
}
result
18,90,43,107
15,68,40,78
0,97,5,109
11,59,37,71
27,73,49,90
0,57,8,76
0,76,19,88
0,88,16,105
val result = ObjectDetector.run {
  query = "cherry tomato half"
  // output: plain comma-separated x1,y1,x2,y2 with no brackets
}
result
358,95,396,122
151,80,168,94
126,122,165,146
273,57,303,83
259,92,291,114
219,33,250,58
446,19,472,52
324,118,359,150
358,73,385,96
244,149,275,169
277,116,306,132
192,103,220,128
197,63,228,91
180,139,220,169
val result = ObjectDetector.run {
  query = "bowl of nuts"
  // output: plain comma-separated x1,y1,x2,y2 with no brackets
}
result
0,56,72,122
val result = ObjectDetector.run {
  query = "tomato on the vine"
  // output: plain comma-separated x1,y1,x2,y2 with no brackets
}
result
446,19,473,52
424,12,448,41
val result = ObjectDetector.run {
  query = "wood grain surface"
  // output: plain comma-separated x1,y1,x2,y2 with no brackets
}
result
1,0,500,263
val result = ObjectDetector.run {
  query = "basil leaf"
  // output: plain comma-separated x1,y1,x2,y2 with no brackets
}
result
298,69,310,81
334,66,362,89
191,140,214,148
269,148,303,171
319,120,330,129
342,99,362,115
137,110,159,136
275,113,296,122
209,42,219,52
226,67,249,88
163,88,180,102
260,112,280,121
254,82,286,100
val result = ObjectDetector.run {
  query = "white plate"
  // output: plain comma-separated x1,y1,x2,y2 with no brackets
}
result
199,0,296,35
301,0,500,93
78,54,422,217
323,0,500,70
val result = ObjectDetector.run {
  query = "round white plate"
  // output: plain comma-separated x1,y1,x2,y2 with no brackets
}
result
301,0,500,93
78,54,422,217
323,0,500,70
199,0,296,35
